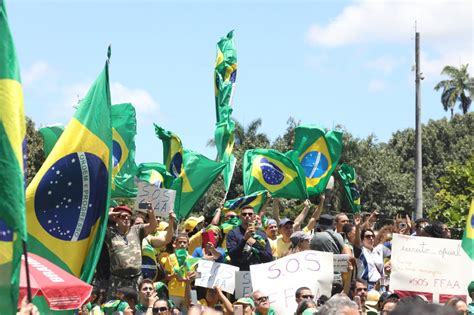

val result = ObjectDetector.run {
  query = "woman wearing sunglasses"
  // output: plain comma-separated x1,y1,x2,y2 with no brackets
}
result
353,215,385,291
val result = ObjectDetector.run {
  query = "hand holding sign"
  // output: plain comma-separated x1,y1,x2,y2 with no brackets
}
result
135,181,176,217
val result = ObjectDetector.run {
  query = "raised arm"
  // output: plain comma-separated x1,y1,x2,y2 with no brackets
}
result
293,199,311,231
258,192,273,218
305,194,325,231
211,199,225,226
272,198,281,225
149,211,176,248
143,204,158,236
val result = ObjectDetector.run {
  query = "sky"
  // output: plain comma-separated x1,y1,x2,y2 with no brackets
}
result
8,0,473,164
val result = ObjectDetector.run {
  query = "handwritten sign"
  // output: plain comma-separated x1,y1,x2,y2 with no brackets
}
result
250,251,333,314
195,260,239,294
333,254,350,273
391,234,474,303
134,181,176,217
235,271,253,299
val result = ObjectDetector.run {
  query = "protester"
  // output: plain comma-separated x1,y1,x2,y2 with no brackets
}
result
105,204,158,298
295,287,315,305
233,297,256,315
295,299,317,315
252,290,275,315
275,217,295,258
226,205,273,271
349,279,368,312
192,225,226,263
444,297,468,315
289,231,312,254
468,281,474,314
317,293,359,315
135,279,157,314
335,213,350,233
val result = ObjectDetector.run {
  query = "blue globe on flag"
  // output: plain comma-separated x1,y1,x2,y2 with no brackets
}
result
112,140,122,167
170,153,183,178
301,151,328,179
34,152,108,241
260,158,284,185
230,195,257,210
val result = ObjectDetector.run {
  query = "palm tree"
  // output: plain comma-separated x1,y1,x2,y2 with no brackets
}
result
434,64,474,118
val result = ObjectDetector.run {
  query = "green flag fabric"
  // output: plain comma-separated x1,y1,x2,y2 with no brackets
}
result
243,148,307,200
291,124,343,196
215,119,236,192
136,162,173,188
0,1,27,312
154,124,184,178
223,191,268,215
171,150,225,220
111,103,138,198
462,200,474,260
39,124,64,158
338,163,361,213
214,30,237,123
26,50,112,285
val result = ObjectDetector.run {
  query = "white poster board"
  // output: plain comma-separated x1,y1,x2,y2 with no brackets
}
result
195,260,240,294
391,234,474,303
250,251,333,314
235,271,253,299
333,254,350,273
134,181,176,217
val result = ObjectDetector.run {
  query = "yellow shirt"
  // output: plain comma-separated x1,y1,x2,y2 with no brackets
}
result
188,230,203,254
161,253,192,297
275,235,291,258
269,238,277,257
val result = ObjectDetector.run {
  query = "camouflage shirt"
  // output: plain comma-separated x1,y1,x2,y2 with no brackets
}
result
106,224,145,276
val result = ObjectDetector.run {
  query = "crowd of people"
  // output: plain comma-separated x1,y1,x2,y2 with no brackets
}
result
18,195,473,315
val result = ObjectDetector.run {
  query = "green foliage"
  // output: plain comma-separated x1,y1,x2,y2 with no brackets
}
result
25,116,45,186
427,155,474,238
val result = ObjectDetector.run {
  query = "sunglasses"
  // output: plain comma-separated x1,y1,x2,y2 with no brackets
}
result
153,307,169,314
226,215,237,219
301,295,314,300
256,296,269,302
241,212,253,217
119,214,130,220
364,234,375,239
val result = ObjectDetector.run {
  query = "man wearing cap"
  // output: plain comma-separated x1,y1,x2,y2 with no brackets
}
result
105,204,168,298
264,219,278,256
227,205,273,271
275,217,294,258
289,231,312,254
233,297,256,315
185,216,205,254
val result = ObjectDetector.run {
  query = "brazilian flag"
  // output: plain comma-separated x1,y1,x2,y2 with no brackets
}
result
291,124,342,196
26,49,112,284
223,191,268,215
243,149,307,200
338,163,361,213
154,124,184,179
170,150,225,220
39,124,64,158
136,162,173,188
215,119,236,193
462,200,474,260
0,1,27,312
214,30,237,123
111,103,137,198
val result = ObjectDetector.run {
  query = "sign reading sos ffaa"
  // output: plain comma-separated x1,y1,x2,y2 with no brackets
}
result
391,234,474,303
250,251,333,314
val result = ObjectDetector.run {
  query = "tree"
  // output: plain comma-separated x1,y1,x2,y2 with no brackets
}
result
25,116,45,186
434,64,474,118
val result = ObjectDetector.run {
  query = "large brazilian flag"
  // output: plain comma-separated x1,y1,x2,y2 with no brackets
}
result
462,200,474,260
243,148,307,200
39,124,65,158
154,124,184,179
0,1,27,312
111,103,137,198
291,124,342,196
223,191,268,215
26,50,112,283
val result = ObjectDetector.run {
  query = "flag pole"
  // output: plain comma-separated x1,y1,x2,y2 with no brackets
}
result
22,240,33,303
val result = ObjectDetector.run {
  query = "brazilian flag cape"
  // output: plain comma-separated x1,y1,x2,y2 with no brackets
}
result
111,103,137,198
462,200,474,260
39,124,65,158
0,1,27,312
291,124,342,196
338,163,361,213
243,148,307,200
26,51,112,284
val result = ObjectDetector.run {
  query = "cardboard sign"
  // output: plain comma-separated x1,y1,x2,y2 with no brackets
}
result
134,181,176,217
333,254,350,273
235,271,253,299
391,234,474,303
250,251,333,314
195,260,240,294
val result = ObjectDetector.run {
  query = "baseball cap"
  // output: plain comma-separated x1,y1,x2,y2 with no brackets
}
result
366,290,381,307
183,216,204,233
378,291,400,304
279,218,294,227
113,205,133,216
316,214,334,231
290,231,312,246
234,297,255,308
266,219,277,227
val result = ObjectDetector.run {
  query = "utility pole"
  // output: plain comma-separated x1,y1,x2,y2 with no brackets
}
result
415,29,423,219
